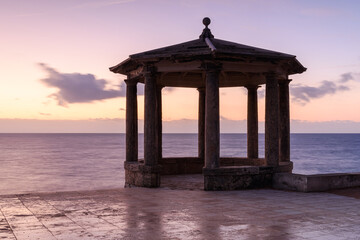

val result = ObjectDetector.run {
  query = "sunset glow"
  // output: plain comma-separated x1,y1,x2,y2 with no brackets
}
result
1,0,360,132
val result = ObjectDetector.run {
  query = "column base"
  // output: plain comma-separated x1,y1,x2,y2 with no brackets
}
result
124,161,161,188
274,161,293,173
203,166,273,191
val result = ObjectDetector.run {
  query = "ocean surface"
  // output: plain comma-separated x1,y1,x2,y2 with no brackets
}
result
0,133,359,195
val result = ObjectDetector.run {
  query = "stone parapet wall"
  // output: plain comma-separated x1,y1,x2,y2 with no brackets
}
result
203,166,273,191
159,157,269,175
220,157,266,166
159,157,203,175
273,172,360,192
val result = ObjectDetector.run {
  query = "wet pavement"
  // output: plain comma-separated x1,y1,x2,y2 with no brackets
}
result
0,175,360,240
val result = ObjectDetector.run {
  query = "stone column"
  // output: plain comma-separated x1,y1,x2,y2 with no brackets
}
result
125,80,138,162
144,67,157,166
246,85,259,159
197,87,205,160
279,79,291,162
204,63,221,169
155,85,163,162
265,73,279,167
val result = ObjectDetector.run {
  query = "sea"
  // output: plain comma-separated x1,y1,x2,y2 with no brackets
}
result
0,133,359,195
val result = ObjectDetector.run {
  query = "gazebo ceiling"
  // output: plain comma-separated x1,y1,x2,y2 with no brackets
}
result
110,18,306,88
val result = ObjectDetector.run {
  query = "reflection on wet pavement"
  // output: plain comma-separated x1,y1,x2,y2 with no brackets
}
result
0,182,360,239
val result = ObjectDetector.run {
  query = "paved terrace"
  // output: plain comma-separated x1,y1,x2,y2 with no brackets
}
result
0,175,359,240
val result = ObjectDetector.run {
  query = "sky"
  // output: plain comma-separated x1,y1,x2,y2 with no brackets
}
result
1,0,360,133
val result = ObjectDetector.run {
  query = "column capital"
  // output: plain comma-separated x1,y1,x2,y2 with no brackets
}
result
201,61,222,73
278,79,292,86
157,85,165,90
245,85,260,90
124,79,138,86
265,71,282,79
197,87,205,92
142,64,157,77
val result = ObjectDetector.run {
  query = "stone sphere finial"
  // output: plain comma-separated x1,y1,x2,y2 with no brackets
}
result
203,17,211,27
199,17,214,39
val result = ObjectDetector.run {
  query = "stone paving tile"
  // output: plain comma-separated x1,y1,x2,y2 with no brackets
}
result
10,229,56,240
0,213,16,239
0,185,359,239
0,197,56,239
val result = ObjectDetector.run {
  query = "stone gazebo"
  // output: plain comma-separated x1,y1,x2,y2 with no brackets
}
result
110,18,306,190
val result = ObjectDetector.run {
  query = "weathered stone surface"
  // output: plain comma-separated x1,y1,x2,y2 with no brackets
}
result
272,173,307,192
246,85,259,159
274,161,293,173
155,85,163,161
160,157,269,176
125,80,138,163
160,157,203,175
144,68,157,166
273,172,360,192
220,157,266,167
203,166,259,175
124,161,161,188
204,63,221,169
203,166,273,190
265,74,279,167
279,80,291,163
197,88,205,160
2,184,360,239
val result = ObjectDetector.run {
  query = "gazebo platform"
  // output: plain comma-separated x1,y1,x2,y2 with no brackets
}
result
1,185,360,239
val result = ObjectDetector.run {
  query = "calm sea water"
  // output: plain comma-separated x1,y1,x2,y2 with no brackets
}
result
0,133,359,195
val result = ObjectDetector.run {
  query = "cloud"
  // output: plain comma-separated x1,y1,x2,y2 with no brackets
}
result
290,80,349,104
339,73,354,83
337,72,360,83
290,72,360,104
163,87,176,95
239,72,359,104
220,115,229,121
39,63,126,107
258,88,265,99
39,112,52,116
240,87,265,99
137,84,144,95
0,118,126,133
1,118,360,133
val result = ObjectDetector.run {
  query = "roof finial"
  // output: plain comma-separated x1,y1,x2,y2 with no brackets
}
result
203,17,211,27
199,17,214,39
